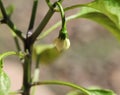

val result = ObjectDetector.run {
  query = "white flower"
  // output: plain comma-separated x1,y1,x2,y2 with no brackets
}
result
53,38,70,52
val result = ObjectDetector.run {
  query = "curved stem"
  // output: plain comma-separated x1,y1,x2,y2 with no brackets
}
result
63,1,96,12
0,51,21,60
64,4,87,11
56,2,66,29
38,14,79,39
31,80,90,95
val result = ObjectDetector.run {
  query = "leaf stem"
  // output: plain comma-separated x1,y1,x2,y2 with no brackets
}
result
64,4,87,11
38,14,79,39
12,32,21,51
9,90,23,95
56,2,66,29
31,80,90,95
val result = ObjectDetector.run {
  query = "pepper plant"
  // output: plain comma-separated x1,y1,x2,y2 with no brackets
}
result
0,0,119,95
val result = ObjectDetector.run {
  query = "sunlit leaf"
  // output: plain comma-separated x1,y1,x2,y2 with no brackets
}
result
67,88,116,95
0,70,10,95
87,0,120,29
78,7,120,40
88,88,116,95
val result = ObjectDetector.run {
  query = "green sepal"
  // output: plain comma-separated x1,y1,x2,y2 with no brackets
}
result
58,28,68,40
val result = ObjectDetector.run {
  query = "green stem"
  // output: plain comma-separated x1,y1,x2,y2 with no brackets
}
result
64,3,88,11
0,51,17,60
37,3,88,40
31,68,40,95
13,36,21,51
31,80,90,95
22,54,32,95
46,0,52,8
38,14,79,39
58,0,64,3
53,3,87,12
9,90,23,95
56,2,66,29
27,0,38,37
12,32,21,51
28,7,55,44
8,21,24,41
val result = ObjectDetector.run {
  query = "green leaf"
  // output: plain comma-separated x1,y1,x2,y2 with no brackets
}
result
0,70,10,95
88,88,116,95
67,88,116,95
67,90,85,95
87,0,120,29
33,44,62,64
77,7,120,40
0,52,13,95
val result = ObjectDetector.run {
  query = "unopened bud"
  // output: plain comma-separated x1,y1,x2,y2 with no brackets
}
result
53,38,70,52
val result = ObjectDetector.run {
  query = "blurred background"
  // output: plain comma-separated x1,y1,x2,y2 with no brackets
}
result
1,0,120,95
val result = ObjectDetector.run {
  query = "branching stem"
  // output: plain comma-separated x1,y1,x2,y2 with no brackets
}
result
27,5,55,44
0,0,24,42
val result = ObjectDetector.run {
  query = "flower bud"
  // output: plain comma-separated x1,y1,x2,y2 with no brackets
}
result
54,37,70,52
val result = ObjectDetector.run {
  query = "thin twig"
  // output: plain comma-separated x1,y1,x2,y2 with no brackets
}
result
27,0,39,38
38,14,79,39
28,7,55,44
